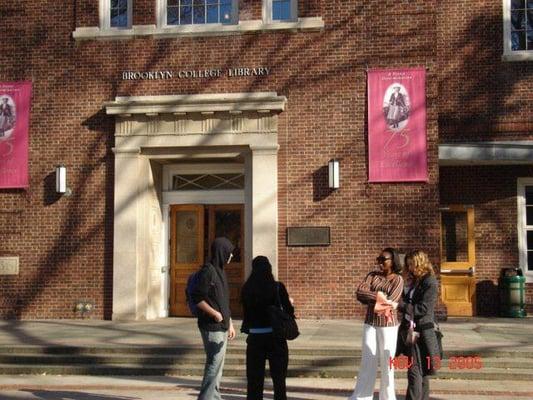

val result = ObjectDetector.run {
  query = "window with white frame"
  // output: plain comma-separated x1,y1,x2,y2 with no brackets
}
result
503,0,533,59
161,0,238,26
517,178,533,280
100,0,132,29
510,0,533,50
264,0,297,22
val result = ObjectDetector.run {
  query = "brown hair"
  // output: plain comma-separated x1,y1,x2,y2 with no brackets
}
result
405,250,434,279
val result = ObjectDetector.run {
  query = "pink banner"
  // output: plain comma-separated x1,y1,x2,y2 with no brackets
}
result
367,68,427,182
0,82,32,189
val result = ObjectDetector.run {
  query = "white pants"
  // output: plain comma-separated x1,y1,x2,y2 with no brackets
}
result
349,324,399,400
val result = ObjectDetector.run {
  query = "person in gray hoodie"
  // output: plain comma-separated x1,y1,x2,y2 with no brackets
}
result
191,237,236,400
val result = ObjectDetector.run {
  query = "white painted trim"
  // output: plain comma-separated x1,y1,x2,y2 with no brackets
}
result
263,0,298,23
161,204,170,317
439,142,533,165
163,163,245,191
99,0,132,29
502,0,533,62
163,190,244,204
517,178,533,283
73,17,324,40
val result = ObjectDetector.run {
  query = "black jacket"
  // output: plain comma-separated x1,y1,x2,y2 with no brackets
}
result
398,274,441,375
241,281,294,333
191,263,231,331
400,274,438,328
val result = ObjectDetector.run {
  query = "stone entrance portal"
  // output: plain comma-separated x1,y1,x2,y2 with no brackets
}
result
105,93,286,320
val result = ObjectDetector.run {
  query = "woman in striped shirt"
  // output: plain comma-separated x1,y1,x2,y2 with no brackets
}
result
348,247,404,400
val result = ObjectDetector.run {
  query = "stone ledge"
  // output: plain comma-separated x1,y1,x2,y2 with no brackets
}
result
104,92,287,115
73,18,324,41
439,141,533,165
502,52,533,62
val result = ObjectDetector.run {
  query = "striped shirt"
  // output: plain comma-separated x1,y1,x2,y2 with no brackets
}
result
356,271,404,327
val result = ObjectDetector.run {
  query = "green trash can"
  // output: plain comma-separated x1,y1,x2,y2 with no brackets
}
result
500,268,527,318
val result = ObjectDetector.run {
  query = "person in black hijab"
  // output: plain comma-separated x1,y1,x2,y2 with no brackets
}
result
192,237,236,400
241,255,294,400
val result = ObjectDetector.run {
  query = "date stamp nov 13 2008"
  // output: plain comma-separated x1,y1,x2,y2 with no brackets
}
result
389,356,483,370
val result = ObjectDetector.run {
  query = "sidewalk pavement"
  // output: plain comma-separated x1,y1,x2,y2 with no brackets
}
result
0,317,531,353
0,375,531,400
0,317,532,399
0,317,533,352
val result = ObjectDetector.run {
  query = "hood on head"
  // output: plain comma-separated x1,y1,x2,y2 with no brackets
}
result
210,237,234,269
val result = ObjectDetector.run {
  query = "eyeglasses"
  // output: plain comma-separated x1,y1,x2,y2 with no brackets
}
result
376,256,392,264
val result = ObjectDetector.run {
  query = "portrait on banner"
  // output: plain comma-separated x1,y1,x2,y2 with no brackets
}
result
0,95,16,139
383,83,410,131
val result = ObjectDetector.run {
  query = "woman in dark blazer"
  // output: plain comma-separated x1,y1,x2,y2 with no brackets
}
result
241,256,294,400
396,250,440,400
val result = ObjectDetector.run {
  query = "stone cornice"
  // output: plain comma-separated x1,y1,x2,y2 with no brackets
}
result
105,93,287,115
73,18,324,41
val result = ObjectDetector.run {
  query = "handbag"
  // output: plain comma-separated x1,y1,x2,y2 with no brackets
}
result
406,320,420,345
395,321,410,357
268,283,300,340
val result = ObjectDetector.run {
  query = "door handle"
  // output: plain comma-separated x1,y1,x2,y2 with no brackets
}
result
440,267,475,275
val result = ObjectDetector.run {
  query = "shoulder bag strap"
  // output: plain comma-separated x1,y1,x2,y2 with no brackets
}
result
275,282,284,312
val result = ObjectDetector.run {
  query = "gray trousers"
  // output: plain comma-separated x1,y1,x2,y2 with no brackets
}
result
198,329,228,400
406,345,430,400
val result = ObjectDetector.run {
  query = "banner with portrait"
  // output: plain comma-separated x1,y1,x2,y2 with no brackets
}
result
0,82,32,189
367,68,428,182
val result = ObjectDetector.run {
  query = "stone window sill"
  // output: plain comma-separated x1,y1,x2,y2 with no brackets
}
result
73,18,324,41
502,51,533,62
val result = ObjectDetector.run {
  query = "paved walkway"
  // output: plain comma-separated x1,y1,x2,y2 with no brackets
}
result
0,317,531,399
0,317,531,352
0,375,532,400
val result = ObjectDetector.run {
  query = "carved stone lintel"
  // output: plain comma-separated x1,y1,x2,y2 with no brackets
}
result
114,112,277,136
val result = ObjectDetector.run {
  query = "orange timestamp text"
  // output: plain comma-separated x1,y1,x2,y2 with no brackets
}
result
389,355,483,370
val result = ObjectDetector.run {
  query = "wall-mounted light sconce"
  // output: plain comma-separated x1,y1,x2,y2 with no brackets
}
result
56,165,72,196
328,159,340,190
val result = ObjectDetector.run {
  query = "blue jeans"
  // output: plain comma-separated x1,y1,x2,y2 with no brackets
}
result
198,329,228,400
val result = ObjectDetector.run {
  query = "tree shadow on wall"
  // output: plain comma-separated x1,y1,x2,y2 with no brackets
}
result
312,165,333,202
43,171,62,206
438,13,533,140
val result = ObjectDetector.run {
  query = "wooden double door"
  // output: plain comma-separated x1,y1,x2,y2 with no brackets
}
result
169,204,244,317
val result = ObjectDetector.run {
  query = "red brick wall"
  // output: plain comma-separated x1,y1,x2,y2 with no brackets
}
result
239,0,261,20
440,165,533,315
437,2,533,317
438,1,533,142
134,0,156,26
2,1,439,320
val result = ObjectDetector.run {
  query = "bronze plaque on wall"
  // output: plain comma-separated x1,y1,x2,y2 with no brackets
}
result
287,227,330,247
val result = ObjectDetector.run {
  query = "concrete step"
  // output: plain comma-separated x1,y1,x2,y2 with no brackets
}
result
0,363,532,380
0,346,531,358
0,345,531,380
0,354,530,370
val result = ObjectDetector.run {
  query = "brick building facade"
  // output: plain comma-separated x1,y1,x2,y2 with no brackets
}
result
0,1,531,320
